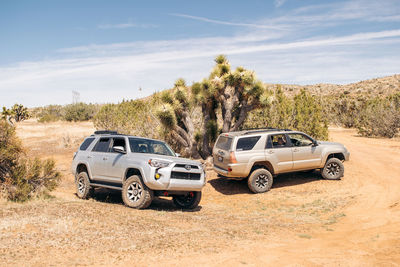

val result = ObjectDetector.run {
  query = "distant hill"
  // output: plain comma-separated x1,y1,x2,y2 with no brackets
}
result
266,74,400,97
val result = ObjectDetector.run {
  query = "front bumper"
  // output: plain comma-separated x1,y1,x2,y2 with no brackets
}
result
145,164,206,192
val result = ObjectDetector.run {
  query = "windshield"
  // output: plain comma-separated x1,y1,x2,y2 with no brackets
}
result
128,137,175,156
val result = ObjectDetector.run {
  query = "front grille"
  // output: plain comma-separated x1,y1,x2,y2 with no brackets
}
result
171,171,201,180
174,164,199,169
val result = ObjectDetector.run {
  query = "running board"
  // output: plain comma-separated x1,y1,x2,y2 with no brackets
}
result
90,183,122,191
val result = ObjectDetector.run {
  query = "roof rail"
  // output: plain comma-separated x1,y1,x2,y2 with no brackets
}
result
242,128,293,135
93,130,119,135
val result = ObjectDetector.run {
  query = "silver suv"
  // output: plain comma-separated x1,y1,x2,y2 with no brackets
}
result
71,131,206,209
213,129,350,193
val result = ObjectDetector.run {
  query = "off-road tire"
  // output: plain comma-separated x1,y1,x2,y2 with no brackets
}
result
76,172,93,199
321,158,344,180
173,191,202,209
122,175,153,209
247,168,273,193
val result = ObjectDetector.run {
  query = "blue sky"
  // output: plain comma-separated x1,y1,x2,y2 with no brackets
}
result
1,0,399,107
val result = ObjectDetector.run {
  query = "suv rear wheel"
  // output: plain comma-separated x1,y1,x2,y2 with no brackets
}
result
321,158,344,180
247,168,273,193
173,191,201,209
76,172,93,199
122,175,153,209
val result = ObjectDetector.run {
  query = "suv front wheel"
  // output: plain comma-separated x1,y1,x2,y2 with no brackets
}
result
122,175,153,209
321,158,344,180
76,172,93,199
247,168,273,193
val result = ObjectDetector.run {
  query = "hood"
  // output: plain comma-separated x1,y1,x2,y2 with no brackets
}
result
318,141,344,147
127,152,202,166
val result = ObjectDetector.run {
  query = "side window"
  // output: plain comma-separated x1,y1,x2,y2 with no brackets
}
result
92,138,111,152
236,136,261,151
270,134,289,148
79,137,95,151
288,134,313,147
111,138,126,152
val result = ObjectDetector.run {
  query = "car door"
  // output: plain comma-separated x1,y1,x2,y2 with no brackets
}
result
265,134,293,173
102,137,128,182
288,133,322,170
90,137,111,181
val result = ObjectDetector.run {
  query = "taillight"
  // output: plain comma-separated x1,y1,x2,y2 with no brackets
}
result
73,152,77,160
229,151,237,163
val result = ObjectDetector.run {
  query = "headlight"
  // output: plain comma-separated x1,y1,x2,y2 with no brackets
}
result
148,159,170,168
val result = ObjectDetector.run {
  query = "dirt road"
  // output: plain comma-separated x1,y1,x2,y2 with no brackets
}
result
1,121,399,266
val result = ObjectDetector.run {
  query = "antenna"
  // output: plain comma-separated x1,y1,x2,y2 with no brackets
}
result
72,90,80,104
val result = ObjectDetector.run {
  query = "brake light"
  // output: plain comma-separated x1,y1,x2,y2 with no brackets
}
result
229,151,237,163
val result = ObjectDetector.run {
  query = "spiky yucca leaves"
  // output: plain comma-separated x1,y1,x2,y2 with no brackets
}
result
11,104,29,122
209,55,265,133
157,79,201,158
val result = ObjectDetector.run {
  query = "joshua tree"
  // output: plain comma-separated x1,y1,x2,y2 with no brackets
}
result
11,104,29,122
157,55,268,159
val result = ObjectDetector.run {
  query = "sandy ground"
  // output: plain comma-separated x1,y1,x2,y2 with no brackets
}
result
1,120,399,266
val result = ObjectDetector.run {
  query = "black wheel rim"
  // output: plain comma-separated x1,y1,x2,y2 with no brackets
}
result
255,174,269,189
326,162,340,177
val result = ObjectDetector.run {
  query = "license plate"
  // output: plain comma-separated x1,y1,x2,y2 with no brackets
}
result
218,156,223,162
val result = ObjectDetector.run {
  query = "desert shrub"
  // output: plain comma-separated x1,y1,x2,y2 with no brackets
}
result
63,103,98,122
356,96,400,138
243,87,328,140
321,95,364,128
34,103,99,122
0,120,60,201
35,105,64,122
93,98,161,139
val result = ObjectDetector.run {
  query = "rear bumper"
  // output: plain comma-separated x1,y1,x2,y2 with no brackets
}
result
213,164,248,178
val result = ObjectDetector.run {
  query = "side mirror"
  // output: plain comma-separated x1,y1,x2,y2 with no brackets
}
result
312,140,318,146
175,153,181,157
113,146,126,154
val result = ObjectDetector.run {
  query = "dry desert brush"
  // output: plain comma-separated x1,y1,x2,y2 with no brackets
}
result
0,120,60,201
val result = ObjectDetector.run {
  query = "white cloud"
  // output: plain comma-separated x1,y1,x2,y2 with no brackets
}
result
98,23,157,29
274,0,286,8
1,29,399,107
170,13,287,30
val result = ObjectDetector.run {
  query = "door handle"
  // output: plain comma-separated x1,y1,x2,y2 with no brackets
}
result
293,148,299,152
103,157,108,160
87,156,92,159
268,150,274,154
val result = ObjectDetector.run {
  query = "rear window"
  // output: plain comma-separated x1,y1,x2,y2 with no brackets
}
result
79,137,95,151
236,136,261,151
215,136,232,150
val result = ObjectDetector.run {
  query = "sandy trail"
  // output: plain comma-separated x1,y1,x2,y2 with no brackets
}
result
1,121,399,266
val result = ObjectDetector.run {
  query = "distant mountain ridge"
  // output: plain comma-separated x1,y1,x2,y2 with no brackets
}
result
266,74,400,97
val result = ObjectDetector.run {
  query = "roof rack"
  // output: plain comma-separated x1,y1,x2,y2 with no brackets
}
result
242,128,293,135
93,130,119,135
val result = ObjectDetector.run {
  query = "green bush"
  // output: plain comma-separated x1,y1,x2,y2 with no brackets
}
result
34,103,99,122
93,98,161,138
63,103,98,122
0,120,60,201
356,96,400,138
243,87,328,140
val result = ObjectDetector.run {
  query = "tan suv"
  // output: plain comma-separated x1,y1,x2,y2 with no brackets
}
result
212,129,350,193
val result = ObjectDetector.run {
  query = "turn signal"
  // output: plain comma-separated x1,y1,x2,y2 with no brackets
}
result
155,173,161,179
229,151,237,163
